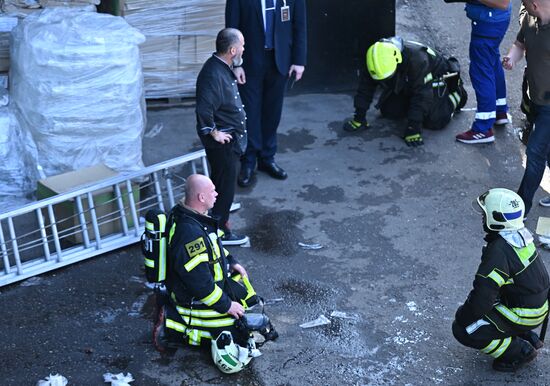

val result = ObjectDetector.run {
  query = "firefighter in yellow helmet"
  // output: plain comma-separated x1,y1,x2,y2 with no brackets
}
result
453,188,550,372
343,36,467,146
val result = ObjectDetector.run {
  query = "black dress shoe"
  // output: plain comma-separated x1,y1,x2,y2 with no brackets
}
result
258,161,287,180
238,166,254,187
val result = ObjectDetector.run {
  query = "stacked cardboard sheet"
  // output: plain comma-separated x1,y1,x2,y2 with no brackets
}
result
124,0,225,98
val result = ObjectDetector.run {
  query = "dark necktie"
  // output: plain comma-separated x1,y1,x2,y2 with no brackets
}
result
265,0,275,49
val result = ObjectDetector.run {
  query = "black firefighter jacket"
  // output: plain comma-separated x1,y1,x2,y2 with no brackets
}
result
456,232,550,333
354,41,449,131
166,204,237,315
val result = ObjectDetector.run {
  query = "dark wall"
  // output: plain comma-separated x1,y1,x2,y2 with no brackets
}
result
97,0,123,16
295,0,395,94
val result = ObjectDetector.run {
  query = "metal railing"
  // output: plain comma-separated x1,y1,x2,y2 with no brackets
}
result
0,149,209,287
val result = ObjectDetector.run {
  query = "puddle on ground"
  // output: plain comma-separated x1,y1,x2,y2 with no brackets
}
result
327,120,355,139
100,355,132,370
245,208,303,256
324,317,344,337
277,127,316,153
276,278,335,304
298,184,345,204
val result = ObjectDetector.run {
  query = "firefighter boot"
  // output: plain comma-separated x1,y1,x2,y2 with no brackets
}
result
492,339,537,373
519,330,544,350
343,119,368,132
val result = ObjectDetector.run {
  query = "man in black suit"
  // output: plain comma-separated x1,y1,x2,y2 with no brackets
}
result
226,0,307,187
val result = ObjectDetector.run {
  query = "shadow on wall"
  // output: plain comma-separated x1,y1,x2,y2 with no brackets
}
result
294,0,395,94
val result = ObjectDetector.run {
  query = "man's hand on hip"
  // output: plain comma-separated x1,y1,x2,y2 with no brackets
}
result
211,129,232,144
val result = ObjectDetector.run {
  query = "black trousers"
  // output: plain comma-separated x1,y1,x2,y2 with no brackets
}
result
379,88,455,131
452,319,531,361
204,143,239,230
239,50,288,168
164,302,249,347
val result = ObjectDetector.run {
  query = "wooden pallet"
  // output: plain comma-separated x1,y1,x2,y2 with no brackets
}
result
146,96,196,109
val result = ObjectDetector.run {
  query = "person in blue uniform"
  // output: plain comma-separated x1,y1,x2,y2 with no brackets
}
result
447,0,512,144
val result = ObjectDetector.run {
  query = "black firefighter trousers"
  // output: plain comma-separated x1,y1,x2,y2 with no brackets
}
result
452,318,534,361
379,86,456,131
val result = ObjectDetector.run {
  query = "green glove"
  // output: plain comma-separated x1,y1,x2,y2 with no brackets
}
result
343,119,369,132
404,128,424,147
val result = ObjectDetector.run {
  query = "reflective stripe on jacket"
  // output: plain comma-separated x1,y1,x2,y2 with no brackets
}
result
455,233,550,332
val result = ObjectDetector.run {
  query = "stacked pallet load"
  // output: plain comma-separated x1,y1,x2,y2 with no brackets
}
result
0,0,99,75
0,13,17,77
11,8,146,178
124,0,224,99
1,0,99,17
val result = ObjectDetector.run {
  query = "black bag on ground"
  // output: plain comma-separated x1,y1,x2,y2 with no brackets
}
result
445,56,468,110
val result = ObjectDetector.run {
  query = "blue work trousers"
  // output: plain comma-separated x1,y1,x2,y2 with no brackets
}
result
469,20,509,133
518,104,550,215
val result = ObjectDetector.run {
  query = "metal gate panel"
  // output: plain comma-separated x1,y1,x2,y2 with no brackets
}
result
0,149,209,287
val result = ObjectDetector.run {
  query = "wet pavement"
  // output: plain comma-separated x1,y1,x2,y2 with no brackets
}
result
2,0,550,385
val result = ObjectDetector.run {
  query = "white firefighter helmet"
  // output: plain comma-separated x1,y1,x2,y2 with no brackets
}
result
476,188,525,231
211,331,252,374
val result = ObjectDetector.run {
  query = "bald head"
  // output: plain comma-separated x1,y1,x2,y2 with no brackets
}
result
184,174,218,213
216,28,243,55
523,0,550,21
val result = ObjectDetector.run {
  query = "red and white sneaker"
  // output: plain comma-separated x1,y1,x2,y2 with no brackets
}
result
455,128,495,144
495,112,510,126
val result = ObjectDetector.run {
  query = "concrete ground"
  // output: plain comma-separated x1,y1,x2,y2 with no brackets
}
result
2,0,550,385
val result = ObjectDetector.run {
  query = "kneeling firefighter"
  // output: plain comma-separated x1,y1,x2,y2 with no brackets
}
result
142,174,277,374
343,36,467,146
453,188,550,372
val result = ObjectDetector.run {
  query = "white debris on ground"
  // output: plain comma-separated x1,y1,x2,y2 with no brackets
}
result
36,374,67,386
298,242,323,250
103,372,134,386
330,310,358,319
299,314,331,328
20,276,43,286
144,123,164,138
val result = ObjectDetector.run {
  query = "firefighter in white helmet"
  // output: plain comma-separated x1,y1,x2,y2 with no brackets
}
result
453,188,550,372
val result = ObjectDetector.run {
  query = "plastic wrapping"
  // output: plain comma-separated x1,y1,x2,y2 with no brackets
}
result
0,4,94,76
139,35,212,98
124,0,224,36
11,8,146,177
124,0,225,98
1,0,98,17
103,372,134,385
0,106,37,201
36,373,68,386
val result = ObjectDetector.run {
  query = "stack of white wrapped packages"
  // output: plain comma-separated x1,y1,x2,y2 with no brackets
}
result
10,7,146,178
0,106,36,209
0,0,99,72
1,0,99,17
